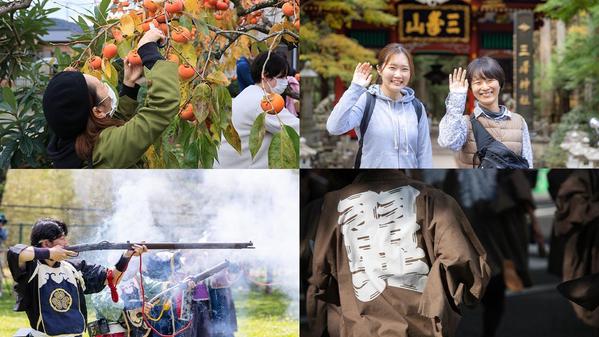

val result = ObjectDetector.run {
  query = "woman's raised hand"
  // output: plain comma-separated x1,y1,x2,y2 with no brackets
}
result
352,62,373,88
449,67,468,93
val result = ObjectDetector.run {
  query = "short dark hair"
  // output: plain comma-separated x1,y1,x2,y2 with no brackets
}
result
250,51,288,83
30,218,68,247
466,56,505,89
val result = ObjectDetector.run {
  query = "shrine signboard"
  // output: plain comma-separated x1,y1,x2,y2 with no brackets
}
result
398,4,470,43
514,10,534,127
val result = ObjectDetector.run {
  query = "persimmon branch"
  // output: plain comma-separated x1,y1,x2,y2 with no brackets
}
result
0,0,32,16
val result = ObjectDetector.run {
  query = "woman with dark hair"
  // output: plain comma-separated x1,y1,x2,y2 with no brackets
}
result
437,57,533,168
43,28,180,168
216,51,300,168
326,43,432,168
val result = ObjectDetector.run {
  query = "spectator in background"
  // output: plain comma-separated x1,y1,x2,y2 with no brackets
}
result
236,56,254,92
0,212,7,296
285,66,300,117
0,212,7,244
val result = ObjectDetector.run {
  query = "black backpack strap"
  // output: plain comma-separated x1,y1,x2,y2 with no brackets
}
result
411,97,423,123
354,92,376,168
471,116,497,150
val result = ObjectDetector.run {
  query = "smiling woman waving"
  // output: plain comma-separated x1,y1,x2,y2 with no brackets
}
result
437,57,533,168
326,43,433,169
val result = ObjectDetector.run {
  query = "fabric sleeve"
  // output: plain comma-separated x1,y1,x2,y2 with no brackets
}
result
555,171,599,236
92,60,180,168
70,259,108,294
326,83,368,135
236,58,254,88
113,95,139,121
417,102,433,168
0,228,7,241
7,244,30,282
520,118,533,168
308,192,340,306
138,42,164,70
438,92,468,151
419,191,490,319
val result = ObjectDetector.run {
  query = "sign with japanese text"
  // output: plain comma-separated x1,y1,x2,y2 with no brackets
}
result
398,4,470,43
514,10,534,127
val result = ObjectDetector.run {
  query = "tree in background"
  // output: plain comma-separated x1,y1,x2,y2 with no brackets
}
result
1,0,300,169
300,0,398,94
537,0,599,166
0,0,57,168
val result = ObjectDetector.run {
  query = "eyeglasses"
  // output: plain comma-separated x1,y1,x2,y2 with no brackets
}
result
95,83,112,107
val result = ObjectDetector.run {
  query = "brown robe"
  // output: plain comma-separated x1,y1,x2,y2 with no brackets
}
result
308,170,490,337
555,170,599,327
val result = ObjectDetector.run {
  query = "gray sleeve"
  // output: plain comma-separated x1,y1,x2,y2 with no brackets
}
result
417,104,433,168
438,92,468,151
326,82,368,135
521,118,533,168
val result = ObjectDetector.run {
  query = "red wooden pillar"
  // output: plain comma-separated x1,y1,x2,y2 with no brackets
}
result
467,0,481,114
334,77,346,104
333,77,357,138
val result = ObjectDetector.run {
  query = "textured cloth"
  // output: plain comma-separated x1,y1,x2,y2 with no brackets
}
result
327,83,433,168
437,92,533,168
215,84,300,168
309,170,490,337
236,57,254,92
554,170,599,327
7,244,107,333
92,60,180,168
138,42,164,70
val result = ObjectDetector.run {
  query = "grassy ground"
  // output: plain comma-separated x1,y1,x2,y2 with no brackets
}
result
0,276,298,337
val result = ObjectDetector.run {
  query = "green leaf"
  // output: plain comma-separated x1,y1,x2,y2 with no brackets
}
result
117,38,133,59
206,70,230,86
249,112,266,159
184,139,200,167
268,129,298,168
191,83,211,122
198,134,217,168
284,125,300,158
0,139,17,169
223,123,241,154
77,16,90,33
2,87,17,110
163,150,180,168
20,136,34,156
214,86,232,128
99,0,111,15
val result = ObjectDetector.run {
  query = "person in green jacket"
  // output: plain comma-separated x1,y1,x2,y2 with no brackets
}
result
43,28,180,168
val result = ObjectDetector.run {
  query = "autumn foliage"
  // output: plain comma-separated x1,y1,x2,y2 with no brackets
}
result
67,0,299,168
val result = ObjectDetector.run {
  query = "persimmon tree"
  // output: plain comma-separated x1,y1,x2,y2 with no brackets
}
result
62,0,299,168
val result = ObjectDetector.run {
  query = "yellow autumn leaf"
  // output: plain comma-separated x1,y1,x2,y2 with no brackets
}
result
180,44,197,68
269,22,285,34
101,58,112,79
206,71,230,86
184,0,200,15
120,14,135,36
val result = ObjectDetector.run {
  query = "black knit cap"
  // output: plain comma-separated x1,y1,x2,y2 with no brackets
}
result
43,71,92,139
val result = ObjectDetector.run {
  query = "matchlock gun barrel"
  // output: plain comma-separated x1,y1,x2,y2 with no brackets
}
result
66,241,255,252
